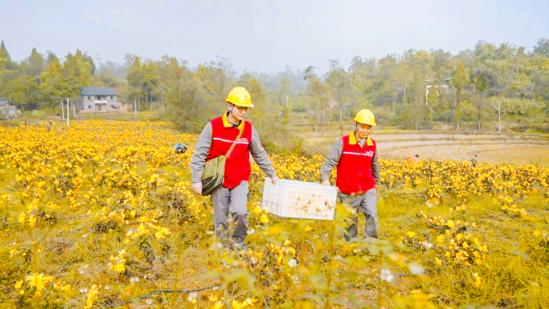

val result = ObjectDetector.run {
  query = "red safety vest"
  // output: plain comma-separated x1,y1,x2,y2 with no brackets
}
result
206,115,253,189
336,133,377,194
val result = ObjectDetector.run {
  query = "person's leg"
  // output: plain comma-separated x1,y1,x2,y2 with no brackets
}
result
361,188,378,238
339,193,362,241
228,181,249,246
211,186,230,241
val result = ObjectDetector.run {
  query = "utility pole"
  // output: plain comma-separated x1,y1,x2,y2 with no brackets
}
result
402,87,406,109
424,80,431,106
497,99,501,134
134,99,137,118
66,98,70,126
61,99,65,120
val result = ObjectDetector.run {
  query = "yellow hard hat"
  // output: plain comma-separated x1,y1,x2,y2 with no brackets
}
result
226,87,254,108
354,109,376,126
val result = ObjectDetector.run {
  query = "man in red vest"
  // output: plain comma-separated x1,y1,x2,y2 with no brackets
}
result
190,87,278,249
320,109,380,240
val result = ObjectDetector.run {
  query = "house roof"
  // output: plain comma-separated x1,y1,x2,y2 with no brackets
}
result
81,87,117,96
0,98,10,106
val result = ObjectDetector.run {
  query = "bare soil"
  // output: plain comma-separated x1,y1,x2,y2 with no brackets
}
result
302,132,549,166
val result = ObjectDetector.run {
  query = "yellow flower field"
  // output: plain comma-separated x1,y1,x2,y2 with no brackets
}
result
0,120,547,308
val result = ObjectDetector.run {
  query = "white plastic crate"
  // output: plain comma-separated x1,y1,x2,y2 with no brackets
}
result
261,178,337,220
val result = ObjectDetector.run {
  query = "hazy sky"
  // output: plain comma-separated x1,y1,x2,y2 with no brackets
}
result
0,0,547,74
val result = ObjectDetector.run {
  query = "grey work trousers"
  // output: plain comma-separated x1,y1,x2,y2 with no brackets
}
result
338,188,378,239
211,181,249,244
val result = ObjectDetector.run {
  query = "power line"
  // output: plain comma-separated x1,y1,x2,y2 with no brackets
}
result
176,0,225,37
155,0,200,36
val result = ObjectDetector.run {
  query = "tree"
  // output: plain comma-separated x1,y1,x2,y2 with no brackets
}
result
0,41,13,69
325,60,351,123
4,75,40,109
472,71,489,129
239,75,270,131
532,38,549,57
161,57,207,132
193,62,229,110
349,57,375,114
304,66,332,133
63,50,93,98
97,61,125,89
451,61,470,129
24,48,45,76
141,62,161,106
40,56,66,107
126,56,144,106
278,78,292,124
0,41,13,96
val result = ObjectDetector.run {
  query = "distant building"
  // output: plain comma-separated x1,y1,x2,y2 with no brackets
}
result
80,87,120,113
425,78,454,105
0,98,18,120
118,101,134,113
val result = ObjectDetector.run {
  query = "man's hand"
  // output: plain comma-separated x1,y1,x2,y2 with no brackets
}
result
271,176,278,185
321,179,330,186
191,182,202,194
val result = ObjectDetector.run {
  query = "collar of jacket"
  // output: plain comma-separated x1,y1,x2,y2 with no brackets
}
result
222,112,245,130
349,131,373,146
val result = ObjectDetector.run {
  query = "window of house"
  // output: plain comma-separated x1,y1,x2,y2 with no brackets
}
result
111,96,113,100
88,105,91,109
88,96,91,100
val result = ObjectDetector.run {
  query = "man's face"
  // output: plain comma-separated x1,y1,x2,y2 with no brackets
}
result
230,105,250,121
356,123,372,139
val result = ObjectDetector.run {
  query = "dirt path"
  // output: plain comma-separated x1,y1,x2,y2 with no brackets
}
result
303,132,549,166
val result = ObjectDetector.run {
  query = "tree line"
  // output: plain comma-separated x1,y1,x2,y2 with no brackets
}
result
0,38,547,135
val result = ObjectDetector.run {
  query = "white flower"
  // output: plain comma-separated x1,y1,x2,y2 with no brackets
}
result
380,268,394,283
78,264,89,275
288,258,298,268
188,291,198,302
130,276,140,283
211,242,223,250
422,241,434,249
409,263,425,275
248,228,256,235
145,298,153,305
79,288,89,294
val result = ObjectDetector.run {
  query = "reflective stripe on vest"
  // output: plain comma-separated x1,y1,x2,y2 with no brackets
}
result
206,116,253,189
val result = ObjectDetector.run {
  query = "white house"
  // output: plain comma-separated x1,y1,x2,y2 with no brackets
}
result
0,98,18,120
80,87,120,113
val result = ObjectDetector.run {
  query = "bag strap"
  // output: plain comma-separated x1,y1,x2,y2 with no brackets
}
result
225,123,245,158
